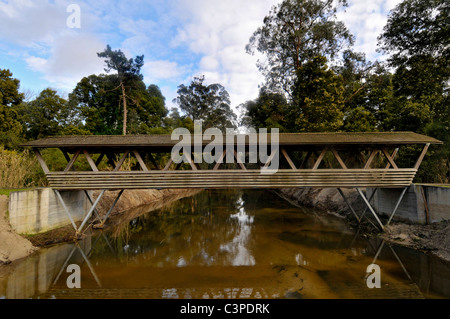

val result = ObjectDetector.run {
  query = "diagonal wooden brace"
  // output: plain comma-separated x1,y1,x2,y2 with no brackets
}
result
100,189,124,226
54,190,78,231
386,186,409,226
356,188,385,231
77,189,107,234
337,188,361,222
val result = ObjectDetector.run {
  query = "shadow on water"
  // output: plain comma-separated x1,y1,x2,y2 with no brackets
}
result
1,189,449,299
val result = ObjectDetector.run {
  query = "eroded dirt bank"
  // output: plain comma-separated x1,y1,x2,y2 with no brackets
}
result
0,189,200,264
0,195,37,264
277,187,450,263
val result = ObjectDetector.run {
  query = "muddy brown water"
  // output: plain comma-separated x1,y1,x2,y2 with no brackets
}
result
1,189,449,299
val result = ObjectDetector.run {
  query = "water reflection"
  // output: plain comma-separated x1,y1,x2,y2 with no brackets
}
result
220,197,255,266
0,190,449,299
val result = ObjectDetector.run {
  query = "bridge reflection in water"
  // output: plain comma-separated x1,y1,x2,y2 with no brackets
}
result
1,190,449,299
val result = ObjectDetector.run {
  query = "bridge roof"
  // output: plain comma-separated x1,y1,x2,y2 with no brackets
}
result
22,132,442,152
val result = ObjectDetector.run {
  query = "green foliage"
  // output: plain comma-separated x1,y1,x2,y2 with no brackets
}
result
240,90,290,131
70,74,169,135
378,0,449,66
70,74,122,135
291,56,345,132
246,0,353,94
378,0,449,182
0,69,24,149
20,88,68,140
0,146,38,188
173,75,237,131
97,45,145,135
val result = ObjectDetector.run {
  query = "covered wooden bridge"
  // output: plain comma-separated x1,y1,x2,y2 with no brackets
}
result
23,131,442,234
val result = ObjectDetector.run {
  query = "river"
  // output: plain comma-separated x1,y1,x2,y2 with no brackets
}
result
0,189,449,299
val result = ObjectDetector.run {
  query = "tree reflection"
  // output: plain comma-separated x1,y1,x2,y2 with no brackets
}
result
93,190,257,267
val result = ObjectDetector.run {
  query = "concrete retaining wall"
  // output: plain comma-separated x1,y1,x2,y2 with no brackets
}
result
0,239,91,299
367,184,450,224
8,188,91,234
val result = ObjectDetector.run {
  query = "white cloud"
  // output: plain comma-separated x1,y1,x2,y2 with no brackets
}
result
1,0,405,112
25,33,105,90
169,0,280,108
0,0,67,48
143,60,188,82
337,0,403,61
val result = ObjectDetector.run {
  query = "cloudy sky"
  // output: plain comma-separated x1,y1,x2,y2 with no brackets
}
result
0,0,401,110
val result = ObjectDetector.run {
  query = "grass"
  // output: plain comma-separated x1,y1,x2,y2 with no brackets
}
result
0,188,28,196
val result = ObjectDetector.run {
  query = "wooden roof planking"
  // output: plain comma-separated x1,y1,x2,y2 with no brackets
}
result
22,132,442,152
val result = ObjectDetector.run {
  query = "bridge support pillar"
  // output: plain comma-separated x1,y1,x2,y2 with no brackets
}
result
338,186,409,231
54,189,124,236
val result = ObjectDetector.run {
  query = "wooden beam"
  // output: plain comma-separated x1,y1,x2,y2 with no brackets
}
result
364,149,378,169
114,151,129,171
34,149,49,174
45,169,418,190
64,150,81,172
95,153,105,167
385,148,399,169
331,149,347,169
163,157,173,171
62,150,76,171
312,148,327,170
414,143,430,170
133,150,148,171
148,153,160,170
299,151,312,169
83,150,99,172
183,152,198,171
281,148,296,169
381,148,398,169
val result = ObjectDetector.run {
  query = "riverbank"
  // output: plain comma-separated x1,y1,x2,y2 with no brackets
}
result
276,188,450,263
0,195,37,264
2,187,449,265
0,189,200,264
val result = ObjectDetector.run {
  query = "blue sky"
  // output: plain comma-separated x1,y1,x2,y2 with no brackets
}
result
0,0,401,111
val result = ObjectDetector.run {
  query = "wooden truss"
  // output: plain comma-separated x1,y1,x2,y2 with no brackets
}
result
30,138,433,235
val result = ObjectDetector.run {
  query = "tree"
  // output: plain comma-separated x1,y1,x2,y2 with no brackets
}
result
240,89,290,132
173,75,236,131
0,69,24,148
291,55,345,132
378,0,449,126
70,74,122,135
378,0,449,182
378,0,449,67
21,88,68,140
127,83,168,134
246,0,353,96
70,74,168,135
97,45,144,135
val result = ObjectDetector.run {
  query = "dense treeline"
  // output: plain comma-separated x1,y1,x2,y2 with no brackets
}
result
241,0,448,183
0,0,448,185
